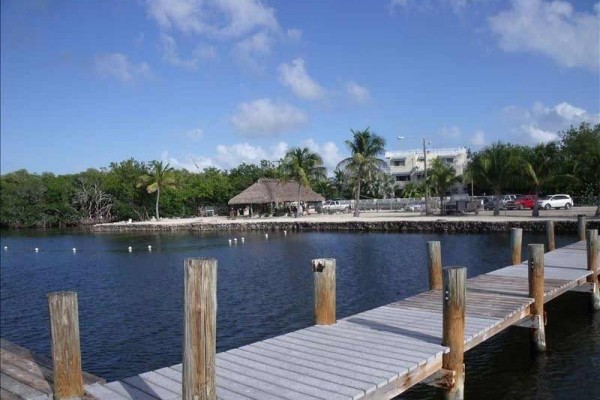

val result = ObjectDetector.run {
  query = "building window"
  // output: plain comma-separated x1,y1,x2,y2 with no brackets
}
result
392,159,405,166
444,157,454,163
395,175,410,182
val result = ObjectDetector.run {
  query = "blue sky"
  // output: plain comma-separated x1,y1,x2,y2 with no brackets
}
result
1,0,599,174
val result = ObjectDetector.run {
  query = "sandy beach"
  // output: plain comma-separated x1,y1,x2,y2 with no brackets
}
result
94,206,599,229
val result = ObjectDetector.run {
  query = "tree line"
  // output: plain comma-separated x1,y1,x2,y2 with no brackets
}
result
1,123,598,228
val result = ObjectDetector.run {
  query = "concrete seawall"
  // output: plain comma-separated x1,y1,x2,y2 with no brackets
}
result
92,219,600,234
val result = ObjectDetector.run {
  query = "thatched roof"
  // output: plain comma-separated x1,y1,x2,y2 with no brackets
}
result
228,178,325,205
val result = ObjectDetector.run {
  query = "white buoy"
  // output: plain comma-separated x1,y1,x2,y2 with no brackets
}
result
228,239,232,246
148,245,152,252
35,247,39,253
284,230,287,236
234,238,238,245
241,237,245,243
128,246,132,252
265,233,269,239
3,246,7,251
72,248,77,253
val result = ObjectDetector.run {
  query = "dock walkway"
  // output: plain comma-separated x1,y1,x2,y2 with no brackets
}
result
0,339,103,400
84,240,596,400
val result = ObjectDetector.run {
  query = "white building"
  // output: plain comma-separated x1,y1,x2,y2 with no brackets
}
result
385,147,468,188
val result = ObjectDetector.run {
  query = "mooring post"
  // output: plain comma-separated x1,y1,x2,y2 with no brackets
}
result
427,241,443,290
312,258,336,325
546,221,555,252
586,229,600,310
47,291,84,399
578,215,586,241
510,228,523,265
442,267,466,400
528,244,546,351
183,258,217,400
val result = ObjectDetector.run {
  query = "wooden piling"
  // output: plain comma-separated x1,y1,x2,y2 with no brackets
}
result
312,258,336,325
510,228,522,265
47,291,84,399
578,215,586,241
442,267,466,400
528,244,546,351
546,221,555,252
183,258,217,400
586,229,600,310
427,241,443,290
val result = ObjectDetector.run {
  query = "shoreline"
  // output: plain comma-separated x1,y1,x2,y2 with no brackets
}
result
92,207,600,233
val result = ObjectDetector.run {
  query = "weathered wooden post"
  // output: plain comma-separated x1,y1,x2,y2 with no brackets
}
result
510,228,523,265
577,215,586,241
312,258,336,325
47,291,84,399
427,241,443,290
442,267,466,400
546,221,555,252
183,258,217,400
528,244,546,351
586,229,600,310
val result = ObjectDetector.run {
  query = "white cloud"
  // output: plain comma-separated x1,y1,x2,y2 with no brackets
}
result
346,81,371,104
230,98,307,136
159,33,216,70
146,0,279,37
301,139,343,172
164,139,342,173
94,53,151,82
470,130,486,146
232,31,273,70
522,125,558,143
489,0,600,70
503,101,600,143
278,58,325,100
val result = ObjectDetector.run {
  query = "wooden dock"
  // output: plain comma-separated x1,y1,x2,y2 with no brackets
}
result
0,339,104,400
83,238,598,400
2,226,598,400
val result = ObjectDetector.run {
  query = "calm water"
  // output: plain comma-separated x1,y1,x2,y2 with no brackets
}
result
0,230,598,399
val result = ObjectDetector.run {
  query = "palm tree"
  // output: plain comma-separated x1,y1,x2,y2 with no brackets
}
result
330,169,347,199
467,143,521,216
336,128,387,217
522,142,576,217
402,182,424,199
137,161,176,220
428,158,458,214
281,147,326,217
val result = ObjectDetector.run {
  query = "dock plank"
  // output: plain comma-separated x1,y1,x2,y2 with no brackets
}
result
89,239,596,400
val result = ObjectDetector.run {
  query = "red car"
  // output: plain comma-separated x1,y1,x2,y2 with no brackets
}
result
513,195,537,209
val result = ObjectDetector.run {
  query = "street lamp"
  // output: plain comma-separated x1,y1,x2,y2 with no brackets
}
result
397,136,405,152
422,138,431,215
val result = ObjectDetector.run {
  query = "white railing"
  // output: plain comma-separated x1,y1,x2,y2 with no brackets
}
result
385,147,467,158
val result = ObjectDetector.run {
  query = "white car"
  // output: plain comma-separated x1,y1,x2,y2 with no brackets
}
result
537,194,573,210
404,202,424,212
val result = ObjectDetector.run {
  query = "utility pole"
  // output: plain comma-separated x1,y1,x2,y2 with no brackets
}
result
423,138,429,216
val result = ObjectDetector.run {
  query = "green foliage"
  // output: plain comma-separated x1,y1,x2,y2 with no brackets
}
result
337,128,387,216
281,147,326,216
428,158,458,212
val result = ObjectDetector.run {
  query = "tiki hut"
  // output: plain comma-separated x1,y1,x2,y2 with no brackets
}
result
228,178,325,216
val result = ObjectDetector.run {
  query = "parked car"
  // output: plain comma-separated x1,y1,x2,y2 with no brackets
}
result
486,194,519,210
321,200,350,213
404,201,424,212
444,194,481,215
537,194,573,210
513,194,537,210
